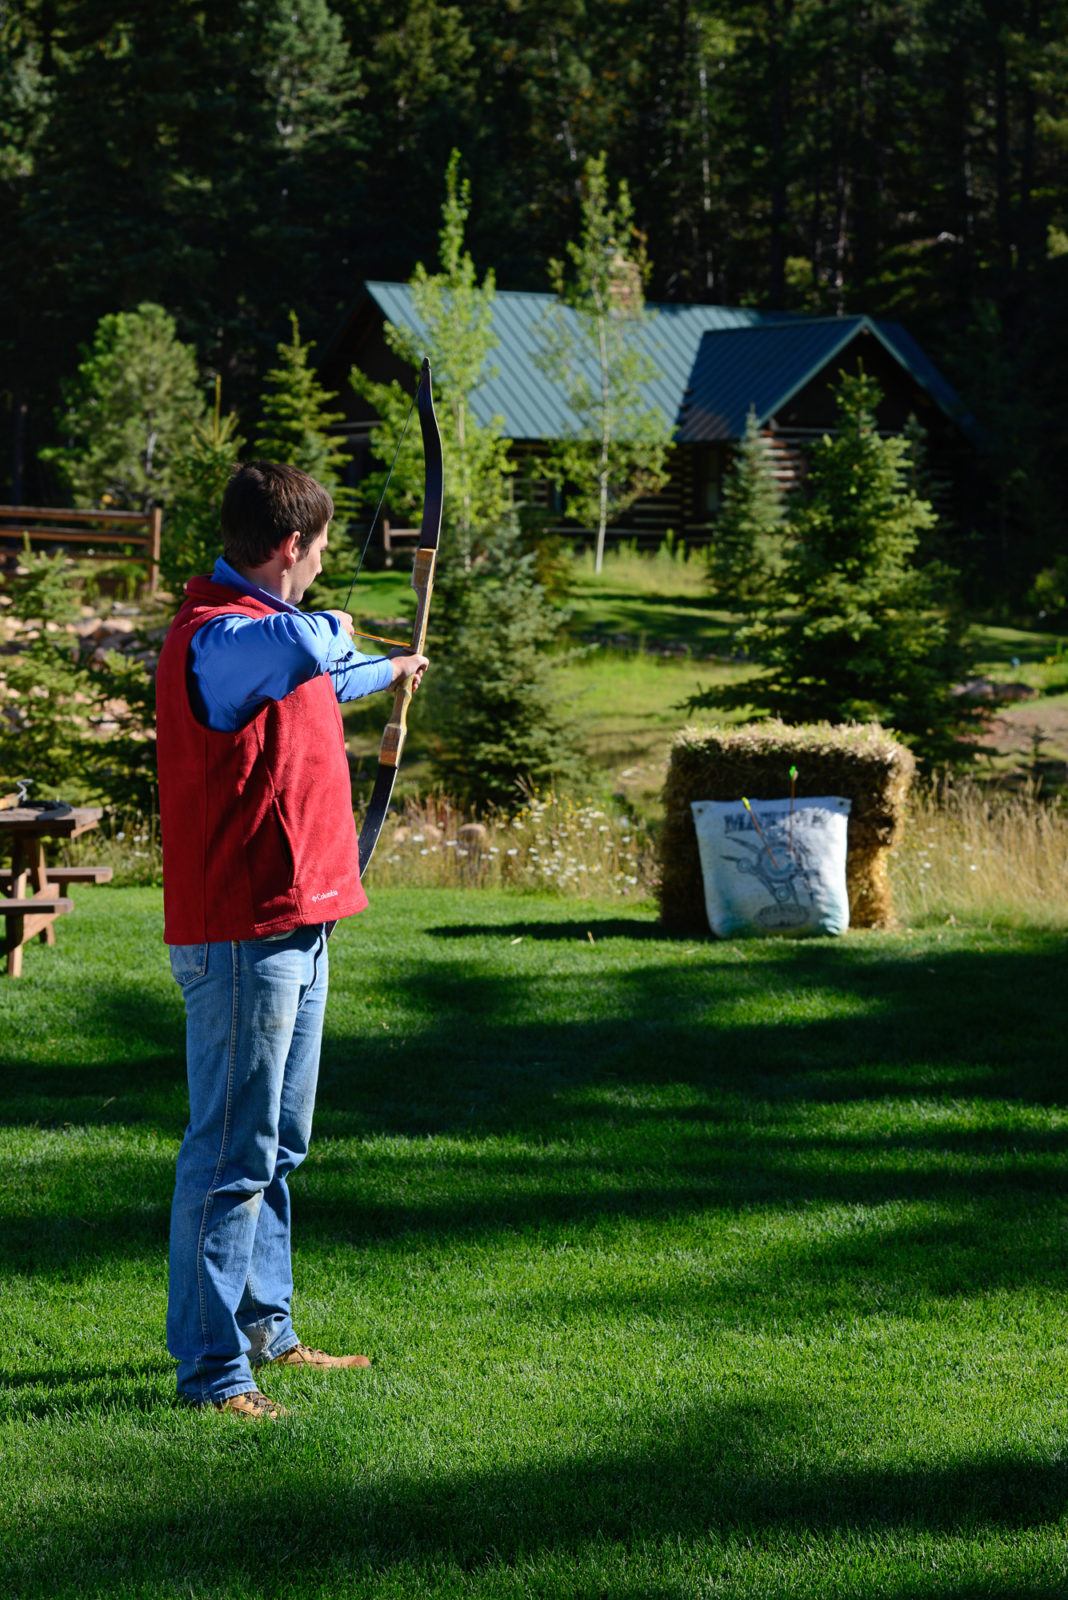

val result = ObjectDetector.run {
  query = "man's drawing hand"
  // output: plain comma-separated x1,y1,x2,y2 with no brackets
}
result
324,609,355,638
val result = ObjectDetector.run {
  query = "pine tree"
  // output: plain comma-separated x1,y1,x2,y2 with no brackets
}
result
350,151,578,812
426,507,581,811
253,0,360,159
693,372,976,761
40,303,206,511
254,311,356,519
709,408,784,605
161,378,246,595
0,551,85,797
0,549,154,809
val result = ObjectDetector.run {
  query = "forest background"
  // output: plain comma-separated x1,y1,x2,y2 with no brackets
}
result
2,0,1067,605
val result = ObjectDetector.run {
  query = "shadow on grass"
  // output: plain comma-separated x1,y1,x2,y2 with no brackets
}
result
3,931,1068,1300
7,1396,1068,1592
0,1358,174,1421
6,923,1068,1592
5,1147,1068,1325
319,932,1068,1131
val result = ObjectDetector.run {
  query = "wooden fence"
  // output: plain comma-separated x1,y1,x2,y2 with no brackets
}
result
0,505,162,594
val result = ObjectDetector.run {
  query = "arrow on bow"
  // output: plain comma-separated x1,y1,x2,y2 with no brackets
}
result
357,357,443,874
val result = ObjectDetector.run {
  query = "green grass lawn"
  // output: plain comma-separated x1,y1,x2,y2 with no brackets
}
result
325,558,1068,815
331,563,751,814
3,886,1068,1597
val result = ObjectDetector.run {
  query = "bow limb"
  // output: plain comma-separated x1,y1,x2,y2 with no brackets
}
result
357,358,443,875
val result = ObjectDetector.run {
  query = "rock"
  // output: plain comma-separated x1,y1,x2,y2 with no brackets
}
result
90,617,135,642
996,680,1038,703
952,676,1037,704
457,822,488,856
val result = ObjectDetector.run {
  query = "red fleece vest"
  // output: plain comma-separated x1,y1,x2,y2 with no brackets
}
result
156,578,367,943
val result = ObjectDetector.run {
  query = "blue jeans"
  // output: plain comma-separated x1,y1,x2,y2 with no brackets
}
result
166,924,330,1404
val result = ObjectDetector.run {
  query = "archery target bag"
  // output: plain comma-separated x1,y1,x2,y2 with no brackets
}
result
690,796,852,938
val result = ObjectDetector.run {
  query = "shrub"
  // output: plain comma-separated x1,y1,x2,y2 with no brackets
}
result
160,381,245,595
1027,555,1068,631
427,508,582,811
691,372,977,763
255,311,356,520
708,407,784,605
41,303,206,511
0,549,156,810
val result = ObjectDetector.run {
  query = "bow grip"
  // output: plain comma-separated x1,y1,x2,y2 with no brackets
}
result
376,547,437,770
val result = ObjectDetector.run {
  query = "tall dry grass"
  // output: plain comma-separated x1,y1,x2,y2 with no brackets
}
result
375,781,1068,929
369,793,657,897
63,812,162,885
62,794,656,895
571,535,709,596
66,780,1067,929
891,779,1068,927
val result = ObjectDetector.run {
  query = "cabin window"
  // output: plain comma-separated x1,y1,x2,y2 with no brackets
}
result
697,446,726,518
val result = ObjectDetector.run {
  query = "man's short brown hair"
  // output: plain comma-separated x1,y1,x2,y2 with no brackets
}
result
221,461,333,570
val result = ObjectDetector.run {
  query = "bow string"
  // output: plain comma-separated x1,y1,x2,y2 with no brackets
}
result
356,358,443,874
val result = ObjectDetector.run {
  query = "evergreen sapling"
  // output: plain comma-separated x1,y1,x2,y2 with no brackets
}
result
692,371,977,762
709,406,784,606
161,378,245,595
255,312,356,521
427,506,581,812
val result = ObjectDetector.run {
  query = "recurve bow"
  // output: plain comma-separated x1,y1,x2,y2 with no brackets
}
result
357,357,443,874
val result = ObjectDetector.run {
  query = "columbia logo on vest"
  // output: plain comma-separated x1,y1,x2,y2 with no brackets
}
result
310,890,339,903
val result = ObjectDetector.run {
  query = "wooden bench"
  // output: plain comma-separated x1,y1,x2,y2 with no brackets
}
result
0,504,162,594
1,866,114,895
381,519,420,567
34,866,114,887
0,896,74,948
0,806,109,976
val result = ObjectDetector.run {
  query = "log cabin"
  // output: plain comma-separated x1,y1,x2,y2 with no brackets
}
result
322,282,977,550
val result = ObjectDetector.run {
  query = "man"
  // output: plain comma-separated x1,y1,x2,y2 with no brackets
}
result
156,460,427,1420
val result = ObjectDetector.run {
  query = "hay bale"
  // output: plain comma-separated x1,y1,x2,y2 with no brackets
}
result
658,720,915,934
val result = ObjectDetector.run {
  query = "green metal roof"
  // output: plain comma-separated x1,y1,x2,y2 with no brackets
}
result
364,282,974,442
679,315,975,440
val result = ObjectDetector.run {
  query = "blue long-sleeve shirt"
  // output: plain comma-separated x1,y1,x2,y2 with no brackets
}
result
188,556,394,731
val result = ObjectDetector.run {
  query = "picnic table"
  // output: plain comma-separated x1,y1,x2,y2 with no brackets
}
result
0,804,113,976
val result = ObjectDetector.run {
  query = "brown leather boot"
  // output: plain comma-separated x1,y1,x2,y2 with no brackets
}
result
213,1389,286,1419
269,1342,371,1370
